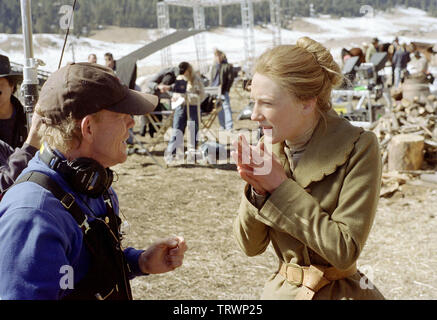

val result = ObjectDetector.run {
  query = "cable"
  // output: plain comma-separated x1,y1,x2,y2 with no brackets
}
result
58,0,77,69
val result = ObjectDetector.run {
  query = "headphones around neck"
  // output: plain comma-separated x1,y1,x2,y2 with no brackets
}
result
39,143,113,198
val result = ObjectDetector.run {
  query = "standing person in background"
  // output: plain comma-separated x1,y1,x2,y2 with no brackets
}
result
104,52,137,89
210,49,234,131
0,54,27,149
104,52,137,144
232,37,384,300
392,43,411,89
104,52,116,71
164,62,205,163
388,37,400,86
88,53,97,64
365,38,379,63
408,50,429,78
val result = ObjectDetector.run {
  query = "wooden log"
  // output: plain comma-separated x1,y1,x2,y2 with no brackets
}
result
419,125,434,138
401,98,411,109
425,103,434,114
427,94,436,102
388,134,425,171
400,169,436,175
425,139,437,148
420,173,437,184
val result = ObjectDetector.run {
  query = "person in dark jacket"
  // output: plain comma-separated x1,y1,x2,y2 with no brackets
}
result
0,111,41,196
0,54,42,198
210,49,235,130
0,54,27,149
139,62,186,138
392,43,411,88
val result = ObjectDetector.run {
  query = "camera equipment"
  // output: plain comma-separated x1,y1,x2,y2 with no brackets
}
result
20,0,41,135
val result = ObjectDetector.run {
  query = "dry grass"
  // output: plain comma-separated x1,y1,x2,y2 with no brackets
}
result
112,85,437,300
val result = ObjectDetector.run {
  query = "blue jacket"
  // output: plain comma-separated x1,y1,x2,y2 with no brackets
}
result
0,152,145,300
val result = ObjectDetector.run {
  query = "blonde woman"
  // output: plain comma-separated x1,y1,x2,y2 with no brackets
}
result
165,62,205,162
232,37,384,300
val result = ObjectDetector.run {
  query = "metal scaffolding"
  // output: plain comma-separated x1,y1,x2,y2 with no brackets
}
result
192,4,208,74
270,0,281,46
241,0,255,73
158,0,282,74
157,2,172,68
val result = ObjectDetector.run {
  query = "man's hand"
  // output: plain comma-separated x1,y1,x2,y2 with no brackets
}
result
157,84,171,93
138,236,187,274
25,112,42,149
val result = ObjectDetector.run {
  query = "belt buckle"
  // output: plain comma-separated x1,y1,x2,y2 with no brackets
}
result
285,264,304,286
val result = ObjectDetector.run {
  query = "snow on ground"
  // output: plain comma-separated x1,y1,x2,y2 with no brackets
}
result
1,7,436,77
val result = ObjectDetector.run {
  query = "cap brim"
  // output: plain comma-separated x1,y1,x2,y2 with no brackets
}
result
106,89,158,115
0,73,23,81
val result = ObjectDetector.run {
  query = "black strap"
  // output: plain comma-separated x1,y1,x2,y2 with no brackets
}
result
15,171,132,300
15,171,91,234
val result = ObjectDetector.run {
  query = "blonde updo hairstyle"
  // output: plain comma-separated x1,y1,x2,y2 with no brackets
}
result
254,37,342,117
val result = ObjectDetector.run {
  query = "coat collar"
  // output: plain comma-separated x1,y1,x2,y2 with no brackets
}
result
272,110,364,189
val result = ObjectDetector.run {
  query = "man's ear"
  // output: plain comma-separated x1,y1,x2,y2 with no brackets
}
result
80,115,93,144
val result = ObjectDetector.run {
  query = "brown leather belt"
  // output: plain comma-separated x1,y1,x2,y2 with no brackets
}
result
278,262,357,300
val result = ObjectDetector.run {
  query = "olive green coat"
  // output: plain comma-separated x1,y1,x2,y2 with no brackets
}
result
234,110,385,300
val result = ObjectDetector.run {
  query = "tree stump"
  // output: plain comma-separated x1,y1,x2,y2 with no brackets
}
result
388,134,424,171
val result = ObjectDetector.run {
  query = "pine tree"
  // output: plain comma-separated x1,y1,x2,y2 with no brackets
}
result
1,0,436,34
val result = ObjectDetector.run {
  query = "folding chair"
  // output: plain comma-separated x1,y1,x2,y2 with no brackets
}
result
199,86,222,141
144,97,175,150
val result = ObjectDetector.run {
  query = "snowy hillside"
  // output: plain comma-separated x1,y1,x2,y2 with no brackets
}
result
1,7,436,78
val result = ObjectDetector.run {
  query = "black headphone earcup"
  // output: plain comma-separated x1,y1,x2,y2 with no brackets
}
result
68,158,112,198
40,144,113,198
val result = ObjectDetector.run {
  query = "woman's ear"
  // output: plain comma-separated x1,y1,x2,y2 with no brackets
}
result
302,97,317,114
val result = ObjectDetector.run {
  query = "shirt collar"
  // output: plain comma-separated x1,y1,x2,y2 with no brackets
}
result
272,109,364,188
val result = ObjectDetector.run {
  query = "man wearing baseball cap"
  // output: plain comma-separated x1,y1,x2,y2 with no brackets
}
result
0,62,187,300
